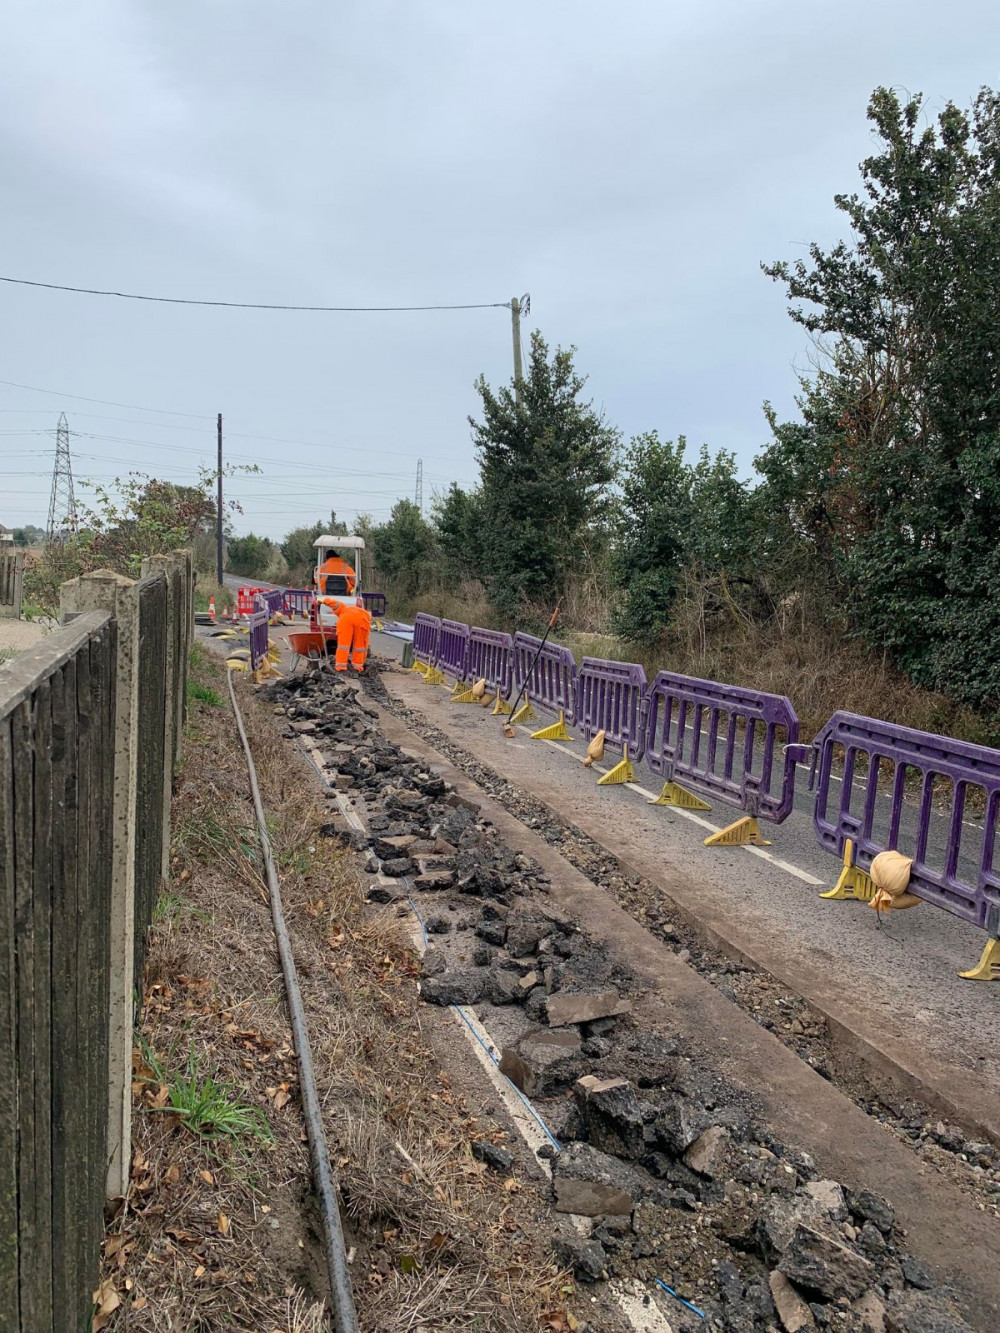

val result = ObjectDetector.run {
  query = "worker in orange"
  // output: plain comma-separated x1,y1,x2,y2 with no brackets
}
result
315,555,356,596
319,597,371,672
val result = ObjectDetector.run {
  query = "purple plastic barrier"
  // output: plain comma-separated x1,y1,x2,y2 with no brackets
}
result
645,672,805,823
512,632,579,725
467,627,514,698
249,607,269,671
282,588,315,618
261,588,284,618
811,712,1000,932
361,591,387,617
413,612,441,665
437,619,471,679
578,658,648,760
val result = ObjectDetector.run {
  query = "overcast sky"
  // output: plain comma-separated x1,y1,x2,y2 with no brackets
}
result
1,1,997,539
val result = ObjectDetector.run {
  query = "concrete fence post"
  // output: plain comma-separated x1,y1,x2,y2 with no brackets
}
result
59,571,140,1199
0,550,24,619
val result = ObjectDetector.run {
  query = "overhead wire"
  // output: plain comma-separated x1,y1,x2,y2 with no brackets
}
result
0,274,509,313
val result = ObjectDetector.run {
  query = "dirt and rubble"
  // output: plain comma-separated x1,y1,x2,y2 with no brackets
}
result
265,662,991,1333
351,663,1000,1222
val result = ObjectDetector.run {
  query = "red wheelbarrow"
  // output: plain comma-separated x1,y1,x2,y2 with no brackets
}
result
288,629,334,668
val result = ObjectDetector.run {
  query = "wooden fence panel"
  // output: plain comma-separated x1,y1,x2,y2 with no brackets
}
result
133,573,167,993
0,714,18,1322
0,611,116,1332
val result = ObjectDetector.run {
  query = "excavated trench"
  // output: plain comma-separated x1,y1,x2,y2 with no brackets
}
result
267,662,993,1333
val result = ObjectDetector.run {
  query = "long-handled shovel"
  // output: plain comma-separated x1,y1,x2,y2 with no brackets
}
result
502,604,560,739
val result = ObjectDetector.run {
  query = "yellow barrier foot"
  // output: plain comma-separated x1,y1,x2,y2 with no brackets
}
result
819,837,877,900
412,660,429,676
703,816,770,847
651,780,711,810
424,667,445,686
597,744,636,786
531,710,571,741
491,692,512,716
451,684,478,703
450,679,469,700
509,699,537,725
959,937,1000,981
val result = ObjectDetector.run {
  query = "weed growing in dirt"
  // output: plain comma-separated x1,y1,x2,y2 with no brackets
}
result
188,678,224,707
189,640,222,677
146,1043,274,1143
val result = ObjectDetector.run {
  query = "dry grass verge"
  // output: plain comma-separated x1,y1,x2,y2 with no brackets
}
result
557,621,997,746
97,644,572,1332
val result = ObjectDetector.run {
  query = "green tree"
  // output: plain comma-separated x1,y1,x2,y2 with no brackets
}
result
432,483,484,581
612,434,757,640
227,532,276,579
764,86,1000,707
12,524,45,547
368,499,437,598
470,332,618,616
21,468,245,612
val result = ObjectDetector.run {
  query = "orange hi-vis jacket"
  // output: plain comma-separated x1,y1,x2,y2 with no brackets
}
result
319,596,371,672
316,556,356,595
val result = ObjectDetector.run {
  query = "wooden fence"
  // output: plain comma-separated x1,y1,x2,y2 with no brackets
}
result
0,551,193,1332
0,551,24,619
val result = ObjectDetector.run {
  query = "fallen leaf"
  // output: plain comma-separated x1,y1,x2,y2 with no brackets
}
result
132,1295,148,1311
150,1084,170,1109
165,1228,202,1245
194,1265,206,1278
400,1254,420,1276
273,1088,290,1111
164,1164,180,1184
217,1213,230,1236
91,1279,120,1331
199,1170,214,1186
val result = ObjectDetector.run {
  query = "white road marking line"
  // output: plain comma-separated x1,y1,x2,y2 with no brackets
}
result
522,728,825,886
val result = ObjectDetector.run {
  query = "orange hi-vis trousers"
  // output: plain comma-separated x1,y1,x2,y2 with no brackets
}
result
334,605,371,672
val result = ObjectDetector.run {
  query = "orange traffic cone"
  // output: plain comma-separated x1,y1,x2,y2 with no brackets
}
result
209,596,217,621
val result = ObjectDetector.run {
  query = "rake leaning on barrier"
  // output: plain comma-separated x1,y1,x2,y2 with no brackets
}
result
809,711,1000,981
506,611,570,735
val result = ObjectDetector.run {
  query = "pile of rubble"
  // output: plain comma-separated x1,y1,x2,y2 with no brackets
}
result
268,670,978,1333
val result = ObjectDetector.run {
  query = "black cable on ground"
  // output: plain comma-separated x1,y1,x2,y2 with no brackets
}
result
225,669,359,1333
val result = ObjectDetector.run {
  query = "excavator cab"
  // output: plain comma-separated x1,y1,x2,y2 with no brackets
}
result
312,535,366,628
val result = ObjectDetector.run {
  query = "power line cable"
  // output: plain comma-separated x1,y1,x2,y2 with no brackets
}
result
0,376,210,418
0,275,509,313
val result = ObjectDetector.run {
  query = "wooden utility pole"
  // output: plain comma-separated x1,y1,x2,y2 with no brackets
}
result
216,413,224,585
511,296,523,402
